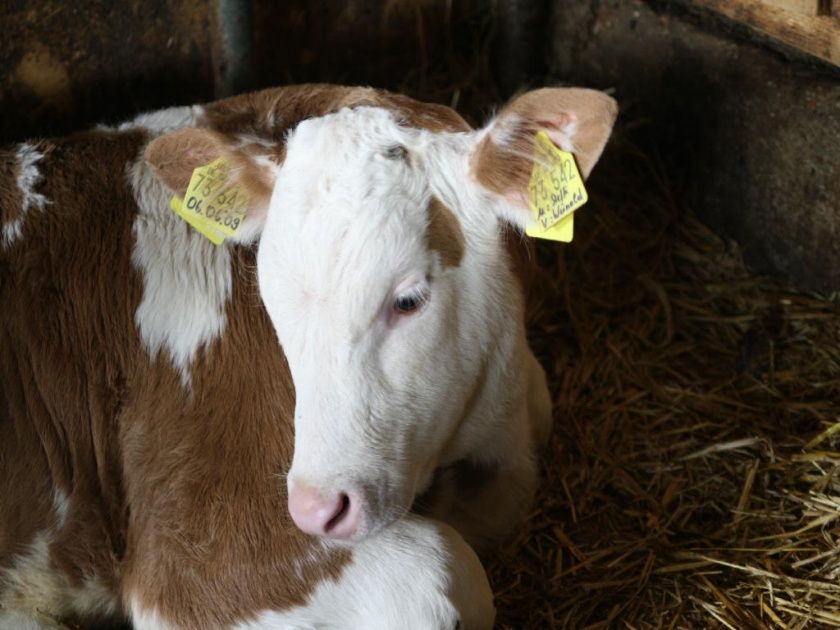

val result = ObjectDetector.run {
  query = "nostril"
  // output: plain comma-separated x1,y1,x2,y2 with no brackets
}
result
288,484,360,539
324,492,351,533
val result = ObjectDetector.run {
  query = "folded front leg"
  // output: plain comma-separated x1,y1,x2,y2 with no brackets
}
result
129,516,494,630
238,517,494,630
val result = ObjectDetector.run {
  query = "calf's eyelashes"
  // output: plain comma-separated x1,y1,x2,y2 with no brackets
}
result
393,284,430,316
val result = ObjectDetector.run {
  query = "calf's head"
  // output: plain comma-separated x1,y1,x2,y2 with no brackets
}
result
146,88,617,541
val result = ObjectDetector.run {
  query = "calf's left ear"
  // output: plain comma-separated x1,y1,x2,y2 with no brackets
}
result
144,127,278,241
470,87,618,229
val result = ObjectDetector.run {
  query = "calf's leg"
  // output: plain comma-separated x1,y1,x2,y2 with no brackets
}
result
420,351,553,552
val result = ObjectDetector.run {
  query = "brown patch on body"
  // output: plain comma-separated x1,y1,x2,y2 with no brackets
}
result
121,244,350,629
427,197,465,269
0,129,146,624
0,148,25,230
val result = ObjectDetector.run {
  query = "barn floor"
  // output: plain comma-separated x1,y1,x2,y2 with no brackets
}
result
489,130,840,628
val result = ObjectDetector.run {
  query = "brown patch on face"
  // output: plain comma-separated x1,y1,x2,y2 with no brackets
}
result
379,92,471,133
427,196,465,269
202,84,383,138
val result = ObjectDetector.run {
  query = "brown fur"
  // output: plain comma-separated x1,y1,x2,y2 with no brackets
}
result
0,148,25,230
144,127,276,217
201,84,470,138
427,197,465,269
0,129,149,621
144,127,228,195
471,87,618,199
120,243,349,628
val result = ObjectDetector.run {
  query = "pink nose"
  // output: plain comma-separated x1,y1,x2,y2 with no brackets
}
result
287,483,360,540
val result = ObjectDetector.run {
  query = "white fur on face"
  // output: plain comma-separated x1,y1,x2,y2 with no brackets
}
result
257,107,526,537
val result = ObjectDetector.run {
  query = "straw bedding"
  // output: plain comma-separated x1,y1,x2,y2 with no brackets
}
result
488,134,840,629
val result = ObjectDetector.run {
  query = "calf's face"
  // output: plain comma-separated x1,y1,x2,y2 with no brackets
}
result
146,88,617,541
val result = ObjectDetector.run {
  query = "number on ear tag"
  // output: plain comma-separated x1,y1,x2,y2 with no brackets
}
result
525,131,588,242
169,157,248,245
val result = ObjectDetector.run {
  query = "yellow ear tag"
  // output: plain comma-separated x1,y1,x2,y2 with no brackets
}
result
169,157,248,245
525,130,588,242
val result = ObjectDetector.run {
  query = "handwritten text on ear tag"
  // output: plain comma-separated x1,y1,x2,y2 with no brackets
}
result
525,131,588,243
169,157,248,245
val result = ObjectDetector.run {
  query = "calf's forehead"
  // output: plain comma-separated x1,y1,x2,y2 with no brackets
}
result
289,106,415,156
279,108,427,214
261,108,434,326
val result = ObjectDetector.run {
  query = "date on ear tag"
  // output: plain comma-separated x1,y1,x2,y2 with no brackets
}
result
525,131,588,243
169,157,248,245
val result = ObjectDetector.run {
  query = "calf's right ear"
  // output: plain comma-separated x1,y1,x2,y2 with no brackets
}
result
144,127,278,239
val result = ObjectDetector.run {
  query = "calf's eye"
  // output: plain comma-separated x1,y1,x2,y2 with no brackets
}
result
393,287,429,315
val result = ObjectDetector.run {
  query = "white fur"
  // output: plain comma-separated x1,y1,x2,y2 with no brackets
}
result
254,106,539,540
127,106,233,387
232,518,493,630
0,610,56,630
0,531,118,625
51,489,69,529
2,144,49,250
130,601,179,630
119,105,204,133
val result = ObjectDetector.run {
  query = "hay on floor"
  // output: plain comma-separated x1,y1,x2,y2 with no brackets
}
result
488,132,840,629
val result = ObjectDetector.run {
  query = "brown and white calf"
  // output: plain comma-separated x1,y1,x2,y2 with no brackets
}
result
0,84,616,629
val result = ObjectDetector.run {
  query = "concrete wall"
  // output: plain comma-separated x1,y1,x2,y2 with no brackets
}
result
548,1,840,291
